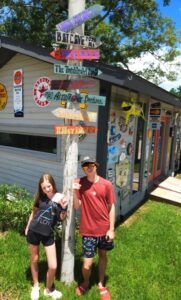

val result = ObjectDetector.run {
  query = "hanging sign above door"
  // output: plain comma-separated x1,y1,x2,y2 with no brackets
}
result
56,5,104,32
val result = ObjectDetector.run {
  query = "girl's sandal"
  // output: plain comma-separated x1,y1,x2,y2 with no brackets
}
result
98,287,111,300
76,283,88,296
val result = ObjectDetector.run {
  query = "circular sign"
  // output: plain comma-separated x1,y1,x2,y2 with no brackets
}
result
0,83,8,111
33,77,51,107
14,70,23,85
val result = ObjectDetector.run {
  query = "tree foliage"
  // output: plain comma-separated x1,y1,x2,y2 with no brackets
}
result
0,0,180,84
170,86,181,98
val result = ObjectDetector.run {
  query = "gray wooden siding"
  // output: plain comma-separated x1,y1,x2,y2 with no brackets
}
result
0,53,99,193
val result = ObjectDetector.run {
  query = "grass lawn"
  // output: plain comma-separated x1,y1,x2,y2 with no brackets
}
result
0,199,181,300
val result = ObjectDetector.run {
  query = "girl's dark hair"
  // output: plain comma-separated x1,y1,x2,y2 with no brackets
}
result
34,173,57,205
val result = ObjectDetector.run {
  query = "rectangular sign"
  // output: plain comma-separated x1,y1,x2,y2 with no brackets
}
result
56,31,101,48
56,5,104,32
44,90,106,106
13,69,24,117
51,79,96,90
52,108,97,122
54,125,98,135
50,49,100,60
54,64,102,76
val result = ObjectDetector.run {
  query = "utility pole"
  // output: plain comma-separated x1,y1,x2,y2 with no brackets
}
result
60,0,85,284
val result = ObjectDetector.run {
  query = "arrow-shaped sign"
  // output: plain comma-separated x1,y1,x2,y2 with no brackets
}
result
56,31,102,48
54,64,102,76
50,49,100,60
44,90,106,106
51,79,96,90
54,125,98,135
52,108,97,122
56,5,104,32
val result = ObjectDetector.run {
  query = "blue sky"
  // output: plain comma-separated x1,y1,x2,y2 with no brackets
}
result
157,0,181,30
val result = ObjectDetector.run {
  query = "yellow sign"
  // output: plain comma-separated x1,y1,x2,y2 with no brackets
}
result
52,108,97,122
54,125,98,135
0,83,8,111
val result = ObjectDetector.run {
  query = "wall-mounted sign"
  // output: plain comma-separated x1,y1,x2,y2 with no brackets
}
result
51,79,96,90
149,108,161,117
0,82,8,111
50,48,100,60
52,107,97,122
54,125,98,135
44,90,106,106
56,5,104,32
33,77,51,107
13,69,23,117
54,64,102,76
56,31,101,48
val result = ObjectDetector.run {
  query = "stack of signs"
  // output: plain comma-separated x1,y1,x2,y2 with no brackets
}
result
47,4,106,135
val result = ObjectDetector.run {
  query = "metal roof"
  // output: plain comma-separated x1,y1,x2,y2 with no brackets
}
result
1,35,181,108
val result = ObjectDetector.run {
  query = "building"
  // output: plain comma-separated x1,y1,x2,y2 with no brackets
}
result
0,36,181,219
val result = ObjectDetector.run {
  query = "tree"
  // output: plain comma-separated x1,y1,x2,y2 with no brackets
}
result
0,0,180,84
170,86,181,98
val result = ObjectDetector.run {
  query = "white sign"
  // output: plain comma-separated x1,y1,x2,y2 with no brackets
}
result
13,69,23,117
56,31,101,48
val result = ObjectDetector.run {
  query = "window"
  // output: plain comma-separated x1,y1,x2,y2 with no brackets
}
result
0,132,57,154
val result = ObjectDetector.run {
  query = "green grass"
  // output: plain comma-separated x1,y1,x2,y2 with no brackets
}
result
0,200,181,300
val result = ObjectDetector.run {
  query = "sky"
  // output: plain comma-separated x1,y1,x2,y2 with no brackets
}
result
129,0,181,91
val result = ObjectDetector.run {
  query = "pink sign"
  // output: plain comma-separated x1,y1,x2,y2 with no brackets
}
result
51,79,96,90
50,49,100,60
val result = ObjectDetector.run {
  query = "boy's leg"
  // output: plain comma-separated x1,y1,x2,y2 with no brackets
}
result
97,249,107,287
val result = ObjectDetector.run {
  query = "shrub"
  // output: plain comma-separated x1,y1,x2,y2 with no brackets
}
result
0,184,33,233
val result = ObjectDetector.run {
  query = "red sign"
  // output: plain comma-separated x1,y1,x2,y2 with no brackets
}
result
13,69,23,86
33,77,51,107
54,125,98,135
50,49,100,60
51,79,96,90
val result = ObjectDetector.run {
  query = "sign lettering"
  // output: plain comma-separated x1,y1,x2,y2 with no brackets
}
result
44,90,106,106
56,5,104,32
54,125,98,135
54,64,102,76
50,49,100,60
56,31,101,48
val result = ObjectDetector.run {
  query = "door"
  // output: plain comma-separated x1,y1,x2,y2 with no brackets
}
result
148,120,166,182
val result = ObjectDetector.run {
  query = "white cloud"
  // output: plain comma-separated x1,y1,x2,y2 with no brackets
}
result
127,50,181,91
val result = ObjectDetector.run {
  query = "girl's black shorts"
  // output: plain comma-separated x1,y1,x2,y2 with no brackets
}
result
27,230,54,246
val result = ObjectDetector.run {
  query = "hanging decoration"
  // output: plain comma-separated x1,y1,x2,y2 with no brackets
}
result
121,98,146,124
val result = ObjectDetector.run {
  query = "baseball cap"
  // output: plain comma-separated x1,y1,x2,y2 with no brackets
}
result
81,156,99,167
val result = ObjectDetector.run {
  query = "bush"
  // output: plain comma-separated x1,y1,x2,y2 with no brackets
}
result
0,184,33,233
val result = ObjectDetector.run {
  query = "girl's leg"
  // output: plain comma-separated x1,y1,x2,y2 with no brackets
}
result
29,244,39,287
44,243,57,292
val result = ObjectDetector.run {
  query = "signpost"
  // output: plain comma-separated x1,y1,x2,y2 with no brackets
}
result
51,79,96,90
50,48,100,60
52,107,97,122
54,64,102,76
54,125,98,135
56,4,104,32
56,31,102,48
44,90,106,106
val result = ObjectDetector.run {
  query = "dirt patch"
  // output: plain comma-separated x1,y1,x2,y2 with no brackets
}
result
0,231,7,238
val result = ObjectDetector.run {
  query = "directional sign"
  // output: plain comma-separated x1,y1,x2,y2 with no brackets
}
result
51,79,96,90
56,31,102,48
50,49,100,60
54,64,102,77
44,90,106,106
52,108,97,122
56,5,104,32
54,125,98,135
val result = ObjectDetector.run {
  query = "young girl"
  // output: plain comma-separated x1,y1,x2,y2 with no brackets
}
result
25,173,67,300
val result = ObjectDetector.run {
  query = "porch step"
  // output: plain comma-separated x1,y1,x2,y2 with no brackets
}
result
150,176,181,207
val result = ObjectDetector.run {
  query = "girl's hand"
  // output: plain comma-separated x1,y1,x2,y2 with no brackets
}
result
52,192,68,208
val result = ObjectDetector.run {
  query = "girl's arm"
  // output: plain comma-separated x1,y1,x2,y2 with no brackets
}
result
25,207,37,235
72,181,82,209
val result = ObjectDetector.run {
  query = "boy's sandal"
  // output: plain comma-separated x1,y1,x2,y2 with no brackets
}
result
76,283,88,296
99,287,111,300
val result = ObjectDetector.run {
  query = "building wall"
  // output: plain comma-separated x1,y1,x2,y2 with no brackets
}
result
0,53,99,193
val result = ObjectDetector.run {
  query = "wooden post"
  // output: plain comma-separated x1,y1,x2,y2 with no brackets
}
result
60,0,85,284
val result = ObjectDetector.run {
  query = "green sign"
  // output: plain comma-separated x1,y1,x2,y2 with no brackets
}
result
44,90,106,106
54,64,102,76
